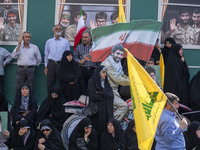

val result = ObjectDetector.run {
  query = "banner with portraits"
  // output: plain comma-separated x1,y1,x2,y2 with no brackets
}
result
158,0,200,48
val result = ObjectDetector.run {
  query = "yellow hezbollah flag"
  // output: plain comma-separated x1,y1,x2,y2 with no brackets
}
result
159,53,165,89
118,0,126,23
125,48,167,150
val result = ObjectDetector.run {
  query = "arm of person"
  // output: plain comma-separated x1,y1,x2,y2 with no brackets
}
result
24,99,38,122
35,45,42,66
3,48,12,66
160,119,185,141
106,63,129,86
86,130,99,150
88,79,105,103
73,46,82,64
11,42,21,59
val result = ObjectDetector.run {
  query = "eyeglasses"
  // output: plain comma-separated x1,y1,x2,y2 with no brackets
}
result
42,129,50,132
55,28,62,30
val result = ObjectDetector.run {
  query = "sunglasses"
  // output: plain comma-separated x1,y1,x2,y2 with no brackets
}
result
55,28,62,30
42,129,50,132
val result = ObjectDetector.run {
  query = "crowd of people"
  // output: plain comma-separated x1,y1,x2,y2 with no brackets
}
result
0,3,200,150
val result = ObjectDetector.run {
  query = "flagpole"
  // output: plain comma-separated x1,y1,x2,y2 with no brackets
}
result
167,99,183,120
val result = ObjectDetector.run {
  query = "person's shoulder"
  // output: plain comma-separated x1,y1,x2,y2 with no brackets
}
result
46,37,54,43
0,47,7,51
60,37,69,42
101,57,112,67
65,24,76,31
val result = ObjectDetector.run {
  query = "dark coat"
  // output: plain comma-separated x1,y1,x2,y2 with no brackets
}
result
164,44,190,106
35,86,69,132
188,71,200,122
5,120,36,150
68,117,98,150
10,83,38,126
162,37,176,65
58,51,85,101
34,119,65,150
88,65,114,136
125,120,139,150
100,118,126,150
0,89,7,111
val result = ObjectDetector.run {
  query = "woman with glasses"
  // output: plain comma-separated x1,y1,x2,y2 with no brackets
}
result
34,119,64,150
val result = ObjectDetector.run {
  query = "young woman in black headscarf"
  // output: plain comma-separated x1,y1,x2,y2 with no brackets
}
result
58,51,85,101
4,119,36,150
88,65,114,136
10,83,38,126
162,37,176,65
125,120,139,150
35,85,70,132
100,118,126,150
68,117,98,150
34,119,65,150
164,44,190,107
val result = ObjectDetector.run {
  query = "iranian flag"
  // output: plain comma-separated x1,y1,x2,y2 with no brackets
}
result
85,20,162,62
74,10,86,51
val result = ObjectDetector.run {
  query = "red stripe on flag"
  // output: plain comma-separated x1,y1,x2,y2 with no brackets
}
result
73,27,86,51
85,42,154,62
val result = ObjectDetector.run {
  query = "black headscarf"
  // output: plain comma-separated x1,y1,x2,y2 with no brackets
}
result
36,85,69,131
100,118,126,150
10,83,38,125
164,44,190,106
125,120,139,150
34,119,64,150
162,37,176,64
58,51,81,83
90,65,107,92
68,117,98,150
186,121,200,150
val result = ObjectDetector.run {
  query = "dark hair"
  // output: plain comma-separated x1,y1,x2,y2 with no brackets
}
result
7,10,17,16
110,12,118,21
165,92,180,106
179,9,190,16
193,9,200,15
82,30,91,37
22,31,32,37
111,44,125,53
145,66,156,74
95,11,107,21
76,10,87,18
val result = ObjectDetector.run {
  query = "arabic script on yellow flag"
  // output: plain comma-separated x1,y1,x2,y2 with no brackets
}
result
125,48,167,150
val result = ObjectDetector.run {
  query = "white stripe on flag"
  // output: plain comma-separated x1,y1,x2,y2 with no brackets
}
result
91,30,158,51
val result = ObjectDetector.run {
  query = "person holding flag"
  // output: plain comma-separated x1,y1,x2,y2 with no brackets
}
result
155,92,188,150
65,10,87,47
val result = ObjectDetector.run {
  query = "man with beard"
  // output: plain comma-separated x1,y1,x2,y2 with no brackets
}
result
59,11,70,37
0,10,20,41
0,0,19,25
165,9,196,45
74,30,98,89
101,44,129,121
192,9,200,44
64,10,87,46
44,24,70,94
